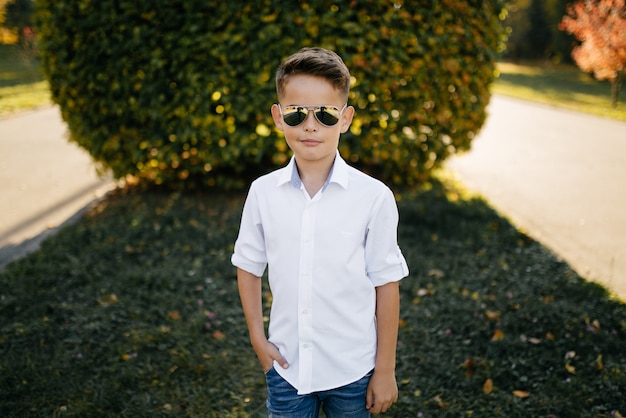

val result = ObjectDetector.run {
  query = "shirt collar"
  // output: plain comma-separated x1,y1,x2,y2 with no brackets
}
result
277,150,349,191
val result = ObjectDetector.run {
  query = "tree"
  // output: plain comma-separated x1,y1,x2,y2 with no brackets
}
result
528,0,553,59
559,0,626,107
3,0,33,46
35,1,507,190
504,0,575,62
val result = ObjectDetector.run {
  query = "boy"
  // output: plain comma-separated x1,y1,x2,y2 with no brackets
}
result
231,47,409,417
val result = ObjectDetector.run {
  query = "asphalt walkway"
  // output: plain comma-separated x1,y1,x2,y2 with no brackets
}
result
1,98,625,302
448,95,626,301
0,106,116,268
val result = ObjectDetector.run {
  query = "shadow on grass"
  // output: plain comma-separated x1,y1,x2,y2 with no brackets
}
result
0,180,624,417
497,71,613,104
0,45,44,88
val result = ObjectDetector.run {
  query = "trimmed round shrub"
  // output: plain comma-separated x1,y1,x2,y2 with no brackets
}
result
35,1,506,189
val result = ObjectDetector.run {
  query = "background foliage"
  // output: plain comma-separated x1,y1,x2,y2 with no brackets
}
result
503,0,575,62
34,0,506,189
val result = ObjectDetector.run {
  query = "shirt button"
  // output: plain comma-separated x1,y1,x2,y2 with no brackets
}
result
303,344,309,349
302,310,308,314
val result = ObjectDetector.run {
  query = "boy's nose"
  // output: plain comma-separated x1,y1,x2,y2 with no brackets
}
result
302,112,318,131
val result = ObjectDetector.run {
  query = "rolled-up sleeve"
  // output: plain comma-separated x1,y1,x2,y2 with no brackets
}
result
231,187,268,278
365,188,409,287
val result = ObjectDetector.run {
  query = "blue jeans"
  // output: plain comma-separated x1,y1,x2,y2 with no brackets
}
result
265,368,373,418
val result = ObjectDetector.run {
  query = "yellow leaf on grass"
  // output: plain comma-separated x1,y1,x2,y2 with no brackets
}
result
484,310,500,321
427,269,445,279
212,330,225,340
167,310,182,320
596,354,604,371
483,378,493,395
433,395,449,409
565,364,576,374
491,330,505,341
512,390,530,398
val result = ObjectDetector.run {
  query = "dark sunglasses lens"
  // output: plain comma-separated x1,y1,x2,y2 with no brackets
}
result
315,109,340,126
283,109,307,126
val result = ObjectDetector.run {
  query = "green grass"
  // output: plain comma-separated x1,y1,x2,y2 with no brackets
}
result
1,181,625,417
494,61,626,121
0,44,50,117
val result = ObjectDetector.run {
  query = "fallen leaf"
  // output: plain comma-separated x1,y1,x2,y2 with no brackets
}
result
596,354,604,371
491,330,505,341
398,319,408,327
512,390,530,398
462,358,475,377
167,310,182,320
483,378,493,395
527,337,542,345
546,332,555,341
484,310,500,321
417,288,436,296
98,293,119,307
212,330,225,340
433,395,449,409
428,269,445,279
565,364,576,374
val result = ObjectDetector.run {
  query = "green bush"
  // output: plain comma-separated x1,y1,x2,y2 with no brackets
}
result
35,1,506,189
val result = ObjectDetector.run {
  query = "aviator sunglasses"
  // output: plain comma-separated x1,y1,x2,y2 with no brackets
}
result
278,103,347,127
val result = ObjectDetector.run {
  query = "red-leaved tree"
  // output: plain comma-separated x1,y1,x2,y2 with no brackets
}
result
559,0,626,107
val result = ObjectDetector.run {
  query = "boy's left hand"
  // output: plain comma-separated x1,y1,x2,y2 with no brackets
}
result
366,369,398,414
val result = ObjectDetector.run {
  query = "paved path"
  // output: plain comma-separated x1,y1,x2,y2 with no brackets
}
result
447,95,626,301
0,106,116,268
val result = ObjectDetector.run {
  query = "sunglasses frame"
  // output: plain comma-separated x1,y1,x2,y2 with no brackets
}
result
278,103,347,127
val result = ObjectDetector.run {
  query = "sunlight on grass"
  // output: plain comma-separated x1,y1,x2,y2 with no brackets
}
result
0,45,51,117
494,61,626,121
0,80,50,116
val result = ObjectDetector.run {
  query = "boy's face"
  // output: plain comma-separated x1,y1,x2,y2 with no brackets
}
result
271,74,354,167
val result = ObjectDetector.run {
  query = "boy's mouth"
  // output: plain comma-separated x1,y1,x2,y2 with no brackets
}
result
300,138,321,146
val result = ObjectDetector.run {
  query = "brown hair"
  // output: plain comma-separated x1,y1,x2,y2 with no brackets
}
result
275,47,351,100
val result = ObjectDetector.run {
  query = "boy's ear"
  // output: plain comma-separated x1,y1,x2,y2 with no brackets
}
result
339,105,355,134
271,104,285,132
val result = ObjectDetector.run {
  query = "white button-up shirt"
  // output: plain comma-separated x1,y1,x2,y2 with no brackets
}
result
231,151,409,394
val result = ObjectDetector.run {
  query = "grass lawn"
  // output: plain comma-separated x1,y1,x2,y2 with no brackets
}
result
494,61,626,122
1,181,625,417
0,44,50,117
